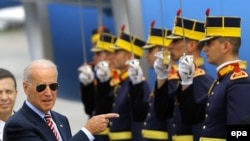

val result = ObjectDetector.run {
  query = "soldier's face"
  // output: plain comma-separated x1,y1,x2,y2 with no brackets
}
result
93,52,105,65
169,39,184,61
105,52,115,69
146,46,161,68
203,38,224,66
114,50,131,70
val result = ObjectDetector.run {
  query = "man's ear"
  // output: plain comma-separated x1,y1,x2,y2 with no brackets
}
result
222,40,231,53
23,82,30,96
187,40,198,52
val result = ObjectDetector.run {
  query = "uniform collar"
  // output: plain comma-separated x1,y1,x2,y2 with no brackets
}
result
110,69,129,86
217,60,240,72
216,60,241,78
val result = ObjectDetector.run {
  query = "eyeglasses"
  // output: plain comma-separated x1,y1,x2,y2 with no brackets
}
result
36,83,59,93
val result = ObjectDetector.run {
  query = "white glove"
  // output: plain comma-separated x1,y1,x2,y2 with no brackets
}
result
78,64,95,85
153,51,170,80
126,59,143,85
95,60,111,82
178,55,195,85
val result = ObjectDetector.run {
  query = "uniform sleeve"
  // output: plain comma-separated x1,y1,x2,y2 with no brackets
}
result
129,81,150,122
95,79,113,115
80,82,95,117
176,75,213,124
227,78,250,124
154,80,175,120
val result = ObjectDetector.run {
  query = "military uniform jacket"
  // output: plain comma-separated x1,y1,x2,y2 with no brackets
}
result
175,64,214,141
154,62,214,141
80,82,95,117
154,66,179,141
129,80,169,140
95,79,113,115
80,69,117,117
142,93,172,141
176,64,214,124
109,72,150,141
154,78,178,120
201,62,250,139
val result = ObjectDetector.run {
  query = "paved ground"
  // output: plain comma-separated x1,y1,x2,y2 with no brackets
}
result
0,28,88,134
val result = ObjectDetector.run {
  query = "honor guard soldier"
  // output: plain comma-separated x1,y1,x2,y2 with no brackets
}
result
199,10,250,141
105,26,150,141
93,33,117,141
133,21,178,141
91,27,111,66
78,26,110,118
79,31,116,141
154,10,214,141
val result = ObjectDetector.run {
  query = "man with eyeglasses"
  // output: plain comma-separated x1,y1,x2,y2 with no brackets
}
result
3,59,119,141
0,68,17,141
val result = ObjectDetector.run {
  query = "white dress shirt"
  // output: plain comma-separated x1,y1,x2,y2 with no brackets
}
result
0,119,5,141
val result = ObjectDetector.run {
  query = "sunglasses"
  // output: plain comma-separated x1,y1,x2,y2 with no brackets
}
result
36,83,59,93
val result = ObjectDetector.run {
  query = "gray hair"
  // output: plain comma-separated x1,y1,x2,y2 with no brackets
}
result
23,59,58,82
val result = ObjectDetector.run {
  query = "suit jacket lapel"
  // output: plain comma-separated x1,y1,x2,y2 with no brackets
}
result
22,103,58,141
51,112,69,141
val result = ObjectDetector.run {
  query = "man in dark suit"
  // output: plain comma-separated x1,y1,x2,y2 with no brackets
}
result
3,59,119,141
0,68,18,141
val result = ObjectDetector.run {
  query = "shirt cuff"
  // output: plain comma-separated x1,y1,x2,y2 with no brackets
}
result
81,127,95,141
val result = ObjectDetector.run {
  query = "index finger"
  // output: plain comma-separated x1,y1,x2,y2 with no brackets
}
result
103,113,120,119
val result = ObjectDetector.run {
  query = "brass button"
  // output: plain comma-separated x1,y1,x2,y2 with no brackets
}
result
173,124,176,128
147,113,151,117
149,103,152,106
144,122,147,126
205,114,208,118
207,103,210,107
211,92,214,95
216,81,220,85
203,125,206,129
112,103,116,107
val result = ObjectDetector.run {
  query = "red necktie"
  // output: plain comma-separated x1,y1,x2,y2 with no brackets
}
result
44,113,59,141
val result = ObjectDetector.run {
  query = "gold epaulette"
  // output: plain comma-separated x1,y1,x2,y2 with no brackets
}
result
168,73,179,80
168,64,179,80
230,70,248,80
110,70,129,86
110,78,120,86
193,68,205,78
239,60,247,69
194,57,204,67
110,69,121,86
